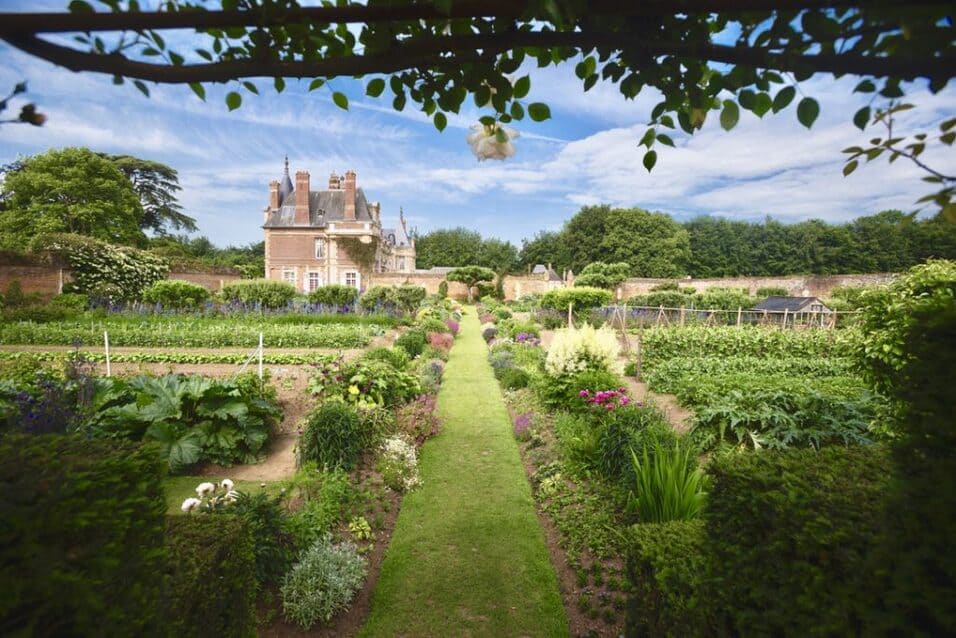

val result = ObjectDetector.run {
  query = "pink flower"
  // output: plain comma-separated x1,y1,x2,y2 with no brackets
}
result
579,389,590,397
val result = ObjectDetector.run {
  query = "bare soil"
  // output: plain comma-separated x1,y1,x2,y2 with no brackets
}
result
623,377,693,434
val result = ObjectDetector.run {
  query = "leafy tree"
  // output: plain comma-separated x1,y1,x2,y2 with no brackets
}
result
477,237,519,273
0,147,146,247
446,265,495,303
104,154,196,234
517,230,568,273
414,227,482,270
600,208,690,278
574,261,631,289
560,205,613,273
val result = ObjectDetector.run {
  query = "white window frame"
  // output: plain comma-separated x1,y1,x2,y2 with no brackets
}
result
314,238,325,259
307,271,323,292
343,271,360,289
282,269,296,289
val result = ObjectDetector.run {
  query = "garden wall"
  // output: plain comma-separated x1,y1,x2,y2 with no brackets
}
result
614,272,898,300
0,265,242,297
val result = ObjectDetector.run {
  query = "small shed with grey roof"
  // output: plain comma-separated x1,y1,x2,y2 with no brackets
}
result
751,296,831,314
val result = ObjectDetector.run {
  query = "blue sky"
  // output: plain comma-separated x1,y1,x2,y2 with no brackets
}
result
1,2,954,248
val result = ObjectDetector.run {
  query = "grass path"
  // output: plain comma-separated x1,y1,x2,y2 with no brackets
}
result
361,309,568,638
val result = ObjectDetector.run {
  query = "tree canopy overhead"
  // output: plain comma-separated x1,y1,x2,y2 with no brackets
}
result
1,1,952,210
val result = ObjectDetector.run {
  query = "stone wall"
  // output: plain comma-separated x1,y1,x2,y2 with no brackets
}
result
616,272,898,300
0,265,242,298
368,272,469,297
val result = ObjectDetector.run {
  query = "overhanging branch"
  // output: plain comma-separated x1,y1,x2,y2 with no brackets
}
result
3,30,952,84
0,0,945,36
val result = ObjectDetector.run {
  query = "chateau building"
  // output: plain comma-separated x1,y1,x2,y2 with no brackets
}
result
262,159,415,292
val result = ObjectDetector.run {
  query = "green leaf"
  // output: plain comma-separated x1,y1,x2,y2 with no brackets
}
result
242,81,258,95
225,91,242,111
720,100,739,131
133,80,150,97
843,160,858,176
656,133,675,147
366,78,385,97
771,86,796,113
752,92,772,117
332,91,349,110
527,102,551,122
854,79,877,93
274,77,286,93
853,106,870,131
188,82,206,101
796,97,819,128
643,150,657,172
68,0,94,12
433,112,447,132
510,101,525,120
738,89,756,110
479,115,496,126
639,127,656,148
308,78,325,92
513,75,531,99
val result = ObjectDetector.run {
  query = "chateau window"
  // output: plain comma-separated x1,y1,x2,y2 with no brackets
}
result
282,269,296,288
344,271,359,289
308,272,322,292
314,238,326,259
397,256,406,271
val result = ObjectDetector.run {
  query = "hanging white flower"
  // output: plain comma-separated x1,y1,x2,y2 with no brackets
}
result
180,497,202,513
220,478,234,492
466,122,519,161
195,482,216,497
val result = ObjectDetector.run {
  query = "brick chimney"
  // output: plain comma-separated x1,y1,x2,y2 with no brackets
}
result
294,170,310,225
344,170,356,221
328,172,341,189
268,180,280,210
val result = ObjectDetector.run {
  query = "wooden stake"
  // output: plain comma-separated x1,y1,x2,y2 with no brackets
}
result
736,306,742,327
104,331,111,378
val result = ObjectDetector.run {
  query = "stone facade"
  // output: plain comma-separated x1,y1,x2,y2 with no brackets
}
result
261,160,415,293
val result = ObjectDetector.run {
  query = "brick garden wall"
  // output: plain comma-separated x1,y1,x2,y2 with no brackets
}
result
0,265,242,298
615,272,898,300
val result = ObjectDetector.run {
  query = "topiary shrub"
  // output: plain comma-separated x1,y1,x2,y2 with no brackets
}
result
392,285,427,313
394,330,426,358
418,316,450,334
437,280,449,298
281,533,367,629
359,286,393,311
704,445,891,636
141,279,211,309
221,279,296,308
299,401,362,470
0,435,167,637
163,515,257,638
541,286,613,312
308,284,357,307
574,261,631,289
625,520,707,638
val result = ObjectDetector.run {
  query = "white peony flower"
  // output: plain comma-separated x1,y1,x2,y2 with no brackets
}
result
195,482,216,497
220,478,234,492
181,497,202,513
466,123,519,161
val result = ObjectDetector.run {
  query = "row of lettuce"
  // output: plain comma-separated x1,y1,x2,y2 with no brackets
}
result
481,259,955,635
0,293,464,635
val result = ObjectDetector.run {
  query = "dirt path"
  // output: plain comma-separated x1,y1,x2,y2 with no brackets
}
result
623,376,693,434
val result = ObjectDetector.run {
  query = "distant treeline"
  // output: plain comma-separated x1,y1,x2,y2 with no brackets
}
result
414,207,956,277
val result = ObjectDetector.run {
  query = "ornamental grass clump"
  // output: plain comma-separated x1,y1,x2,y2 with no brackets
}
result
281,534,367,629
545,324,622,378
627,442,708,524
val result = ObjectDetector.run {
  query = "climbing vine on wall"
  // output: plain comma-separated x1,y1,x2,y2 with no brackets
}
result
338,236,380,273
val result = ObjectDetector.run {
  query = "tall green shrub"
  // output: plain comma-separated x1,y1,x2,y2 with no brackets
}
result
163,516,257,638
221,279,296,308
0,435,167,637
857,259,956,634
309,284,357,307
704,446,891,636
141,279,210,309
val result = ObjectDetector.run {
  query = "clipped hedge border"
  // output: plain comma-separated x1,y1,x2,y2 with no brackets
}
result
163,515,258,638
704,445,891,636
0,435,167,637
625,520,707,638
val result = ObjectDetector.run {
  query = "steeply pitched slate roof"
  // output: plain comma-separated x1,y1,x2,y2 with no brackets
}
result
382,222,411,248
752,296,827,312
263,187,373,227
